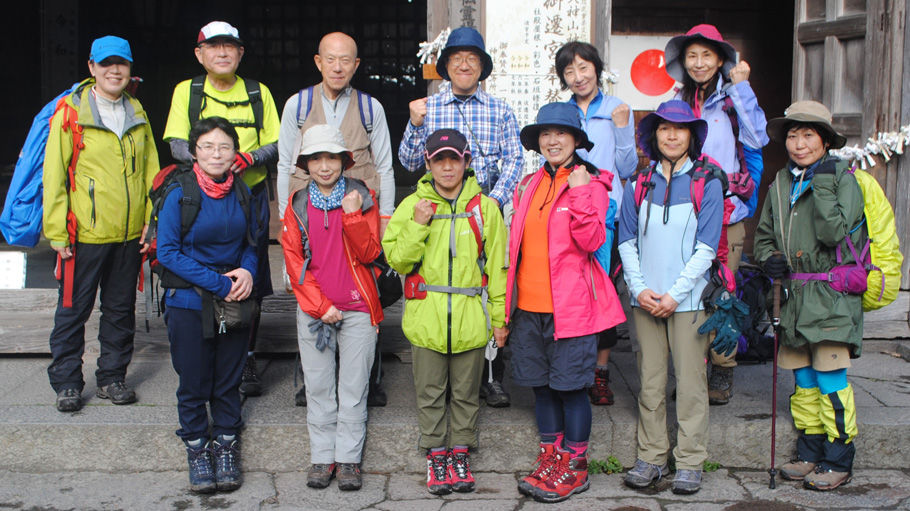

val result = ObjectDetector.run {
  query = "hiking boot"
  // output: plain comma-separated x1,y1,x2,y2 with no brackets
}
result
589,367,614,406
294,384,307,407
479,380,511,408
780,460,817,481
671,469,702,494
307,463,335,488
708,365,734,405
185,439,216,494
447,447,475,493
336,463,362,491
518,443,558,496
239,355,262,397
55,388,82,412
367,381,387,407
532,450,589,503
426,450,452,495
96,381,137,405
212,435,242,491
804,466,851,491
623,459,668,488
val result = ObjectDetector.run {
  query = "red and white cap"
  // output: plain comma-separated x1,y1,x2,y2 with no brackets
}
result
197,21,243,46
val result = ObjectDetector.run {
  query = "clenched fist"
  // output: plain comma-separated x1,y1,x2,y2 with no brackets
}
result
413,198,436,225
409,98,428,127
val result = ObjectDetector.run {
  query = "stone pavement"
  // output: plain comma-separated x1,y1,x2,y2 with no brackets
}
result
1,467,909,510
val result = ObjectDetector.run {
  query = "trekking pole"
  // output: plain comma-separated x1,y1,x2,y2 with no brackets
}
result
768,273,782,489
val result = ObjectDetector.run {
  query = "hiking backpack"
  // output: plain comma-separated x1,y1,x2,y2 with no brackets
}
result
288,177,402,308
632,155,737,303
0,84,79,247
733,262,775,363
188,75,264,144
145,164,255,290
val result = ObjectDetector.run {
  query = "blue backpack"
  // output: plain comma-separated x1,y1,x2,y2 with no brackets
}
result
0,84,78,247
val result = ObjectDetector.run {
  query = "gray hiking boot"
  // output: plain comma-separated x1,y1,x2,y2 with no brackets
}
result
671,469,702,494
623,459,668,488
56,388,83,412
708,365,734,405
96,381,137,405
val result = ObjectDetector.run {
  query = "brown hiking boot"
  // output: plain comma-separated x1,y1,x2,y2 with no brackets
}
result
780,460,816,481
336,463,362,491
588,367,614,405
804,466,851,491
708,365,734,405
306,463,335,489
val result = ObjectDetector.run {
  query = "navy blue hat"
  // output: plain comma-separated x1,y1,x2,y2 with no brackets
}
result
520,103,594,153
436,27,494,82
636,100,708,160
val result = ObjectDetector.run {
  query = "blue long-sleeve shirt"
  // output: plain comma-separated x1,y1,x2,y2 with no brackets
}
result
156,182,258,310
570,91,638,211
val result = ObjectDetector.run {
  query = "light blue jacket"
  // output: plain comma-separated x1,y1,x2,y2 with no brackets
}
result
570,92,638,211
675,76,768,223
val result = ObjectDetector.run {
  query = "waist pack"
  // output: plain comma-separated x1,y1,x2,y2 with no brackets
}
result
213,296,259,334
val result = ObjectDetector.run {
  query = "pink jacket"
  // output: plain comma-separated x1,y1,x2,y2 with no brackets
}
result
506,166,625,339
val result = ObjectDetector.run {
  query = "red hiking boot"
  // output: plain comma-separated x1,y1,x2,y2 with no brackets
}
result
447,447,475,492
532,449,590,503
518,443,558,496
425,449,452,495
589,367,614,405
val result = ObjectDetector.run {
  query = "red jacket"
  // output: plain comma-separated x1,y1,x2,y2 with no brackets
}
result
281,188,384,326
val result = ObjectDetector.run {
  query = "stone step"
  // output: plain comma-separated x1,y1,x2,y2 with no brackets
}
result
2,344,908,474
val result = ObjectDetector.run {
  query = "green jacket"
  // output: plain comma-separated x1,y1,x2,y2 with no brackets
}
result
43,78,160,247
753,157,867,356
382,173,507,354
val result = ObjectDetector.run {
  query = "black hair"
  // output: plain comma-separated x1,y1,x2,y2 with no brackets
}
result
678,39,724,108
648,121,702,162
555,41,603,91
782,121,834,148
188,117,240,157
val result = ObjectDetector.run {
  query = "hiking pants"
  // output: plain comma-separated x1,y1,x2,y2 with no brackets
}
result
47,240,140,393
710,220,745,367
632,308,710,471
166,306,247,441
298,309,376,464
247,183,272,352
412,345,485,450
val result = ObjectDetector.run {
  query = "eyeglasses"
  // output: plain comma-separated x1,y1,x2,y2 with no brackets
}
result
196,143,235,155
449,54,481,67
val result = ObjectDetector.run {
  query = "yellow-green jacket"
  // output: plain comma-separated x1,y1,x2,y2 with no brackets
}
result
382,173,507,354
43,78,160,247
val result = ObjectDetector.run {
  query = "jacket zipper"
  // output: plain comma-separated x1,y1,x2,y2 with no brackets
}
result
122,133,134,242
88,178,96,228
447,205,454,356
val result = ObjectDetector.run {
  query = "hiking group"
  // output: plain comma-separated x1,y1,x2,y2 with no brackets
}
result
12,18,901,503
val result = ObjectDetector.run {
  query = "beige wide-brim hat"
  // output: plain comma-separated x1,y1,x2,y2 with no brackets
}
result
767,100,847,149
295,124,355,171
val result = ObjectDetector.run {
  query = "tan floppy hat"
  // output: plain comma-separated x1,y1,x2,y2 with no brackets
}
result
295,124,355,171
766,100,847,149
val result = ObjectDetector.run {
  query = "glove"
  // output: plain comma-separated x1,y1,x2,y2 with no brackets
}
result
698,295,749,357
763,254,789,279
233,152,254,173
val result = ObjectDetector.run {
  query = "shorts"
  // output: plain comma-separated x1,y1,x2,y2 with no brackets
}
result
778,341,851,371
509,308,597,391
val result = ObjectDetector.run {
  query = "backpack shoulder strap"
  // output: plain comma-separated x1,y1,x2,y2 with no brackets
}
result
356,89,374,134
633,167,656,209
688,156,712,214
232,178,256,246
57,97,83,193
188,75,206,126
290,187,313,285
514,173,536,206
296,86,315,127
722,95,748,174
244,79,263,132
465,193,485,258
173,171,203,238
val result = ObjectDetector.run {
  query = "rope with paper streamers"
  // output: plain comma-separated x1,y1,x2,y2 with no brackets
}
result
417,28,451,65
829,124,910,169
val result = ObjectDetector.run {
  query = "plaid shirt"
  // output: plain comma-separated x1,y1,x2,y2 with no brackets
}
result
398,86,523,206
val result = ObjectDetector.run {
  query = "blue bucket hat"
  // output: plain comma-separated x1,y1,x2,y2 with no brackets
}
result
436,27,494,82
520,102,594,153
636,100,708,161
89,36,133,63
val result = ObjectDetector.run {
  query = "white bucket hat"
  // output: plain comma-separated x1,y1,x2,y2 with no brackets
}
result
295,124,355,171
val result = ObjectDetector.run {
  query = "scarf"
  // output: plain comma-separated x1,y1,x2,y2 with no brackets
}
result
308,179,346,229
193,162,234,199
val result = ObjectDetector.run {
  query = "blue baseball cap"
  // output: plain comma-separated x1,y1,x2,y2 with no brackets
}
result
89,36,133,63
